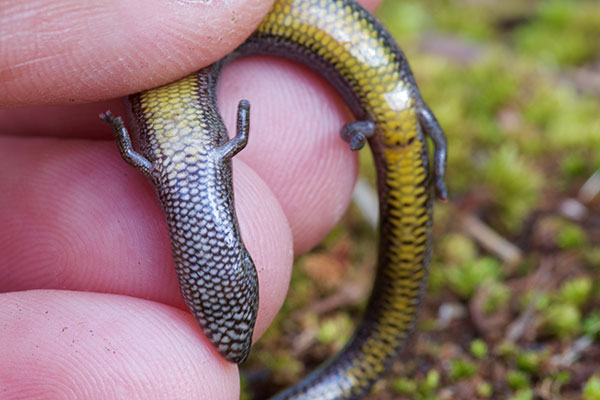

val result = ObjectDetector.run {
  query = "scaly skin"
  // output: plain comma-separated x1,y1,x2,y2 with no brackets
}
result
102,0,447,397
102,65,258,364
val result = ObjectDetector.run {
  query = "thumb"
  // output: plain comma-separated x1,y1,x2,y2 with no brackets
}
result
1,0,273,107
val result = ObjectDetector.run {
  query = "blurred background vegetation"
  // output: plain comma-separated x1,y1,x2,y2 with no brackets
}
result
243,0,600,398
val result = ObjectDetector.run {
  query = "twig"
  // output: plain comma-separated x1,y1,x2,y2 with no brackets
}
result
505,257,554,342
578,169,600,204
291,281,369,320
460,213,523,267
550,335,595,368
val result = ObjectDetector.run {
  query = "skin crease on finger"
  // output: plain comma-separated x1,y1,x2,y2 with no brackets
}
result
0,137,293,340
0,290,240,399
0,0,274,106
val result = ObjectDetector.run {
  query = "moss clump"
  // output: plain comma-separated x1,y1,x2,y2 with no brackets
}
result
482,145,543,229
392,377,418,395
510,388,534,400
482,281,512,315
477,381,494,398
556,223,587,249
558,277,592,307
584,376,600,400
542,303,581,339
507,370,531,390
583,313,600,338
512,0,600,66
516,352,542,374
470,339,488,359
450,358,477,381
446,257,502,299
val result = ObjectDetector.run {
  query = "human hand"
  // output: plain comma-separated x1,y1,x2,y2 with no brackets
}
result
0,0,379,398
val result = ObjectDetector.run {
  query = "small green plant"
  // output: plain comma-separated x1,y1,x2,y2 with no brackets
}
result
584,375,600,400
482,145,543,229
440,233,477,266
556,223,587,249
445,257,502,299
512,0,600,66
470,339,488,359
583,312,600,338
477,381,493,398
520,289,551,312
496,341,518,359
482,281,511,314
558,277,592,307
542,303,581,339
516,352,542,374
510,388,534,400
316,315,352,346
392,370,441,399
552,371,572,391
585,247,600,269
392,377,417,395
450,359,477,381
507,370,531,390
424,369,440,390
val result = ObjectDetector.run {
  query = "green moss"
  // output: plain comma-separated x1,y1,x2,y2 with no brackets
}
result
542,303,581,339
377,1,431,36
284,264,318,311
470,339,488,359
496,340,518,359
512,0,600,66
427,262,447,295
509,388,534,400
482,145,543,229
507,370,531,390
439,233,477,266
583,312,600,338
446,257,502,299
585,248,600,270
481,281,512,315
449,358,477,381
516,352,542,374
316,315,353,347
392,369,440,399
523,84,600,150
260,351,304,377
556,223,587,249
427,1,495,40
466,56,520,122
477,381,493,398
558,277,592,307
553,371,572,391
514,23,591,66
584,376,600,400
560,155,588,179
392,377,418,394
520,289,551,312
424,369,440,390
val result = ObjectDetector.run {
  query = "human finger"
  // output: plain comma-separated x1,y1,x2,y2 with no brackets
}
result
1,0,273,107
0,290,240,400
0,137,292,338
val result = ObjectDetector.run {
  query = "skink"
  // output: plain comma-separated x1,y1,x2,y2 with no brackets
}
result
101,0,447,398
